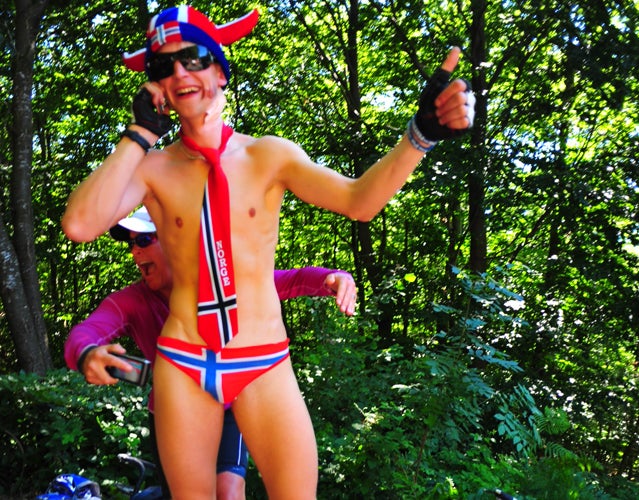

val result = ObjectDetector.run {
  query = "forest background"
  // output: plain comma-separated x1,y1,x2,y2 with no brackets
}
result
1,0,639,498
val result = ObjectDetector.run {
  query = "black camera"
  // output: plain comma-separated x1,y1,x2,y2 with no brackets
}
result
106,353,151,387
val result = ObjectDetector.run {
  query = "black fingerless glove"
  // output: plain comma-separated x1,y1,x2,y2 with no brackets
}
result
131,88,174,138
413,68,471,142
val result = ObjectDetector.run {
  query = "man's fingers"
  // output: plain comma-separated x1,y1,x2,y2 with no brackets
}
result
440,46,461,74
141,82,167,112
434,78,471,113
340,289,357,316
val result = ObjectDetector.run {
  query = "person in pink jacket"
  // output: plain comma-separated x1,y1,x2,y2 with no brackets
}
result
65,207,357,500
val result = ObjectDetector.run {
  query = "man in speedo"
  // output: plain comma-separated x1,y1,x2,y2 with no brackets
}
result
65,206,357,499
62,5,474,497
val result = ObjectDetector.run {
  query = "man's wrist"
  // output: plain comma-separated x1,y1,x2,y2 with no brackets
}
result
77,345,98,375
122,128,153,153
407,116,437,153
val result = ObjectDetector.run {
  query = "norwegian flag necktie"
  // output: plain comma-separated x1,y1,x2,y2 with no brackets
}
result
179,124,237,352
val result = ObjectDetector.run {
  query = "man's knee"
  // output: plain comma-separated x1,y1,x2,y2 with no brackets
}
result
217,471,246,500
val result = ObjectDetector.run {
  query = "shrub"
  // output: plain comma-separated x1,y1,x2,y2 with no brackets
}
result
0,369,150,498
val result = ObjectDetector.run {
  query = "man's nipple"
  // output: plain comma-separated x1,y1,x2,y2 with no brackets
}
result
248,208,256,218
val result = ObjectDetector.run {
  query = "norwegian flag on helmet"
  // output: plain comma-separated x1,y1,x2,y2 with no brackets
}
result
122,6,258,82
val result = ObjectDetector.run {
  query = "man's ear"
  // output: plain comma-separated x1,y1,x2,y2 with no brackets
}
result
216,65,228,87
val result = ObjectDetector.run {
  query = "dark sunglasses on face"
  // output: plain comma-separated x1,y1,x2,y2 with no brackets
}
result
146,45,216,81
127,233,158,250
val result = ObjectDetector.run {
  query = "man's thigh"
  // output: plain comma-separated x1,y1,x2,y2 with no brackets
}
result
232,358,318,499
154,355,225,497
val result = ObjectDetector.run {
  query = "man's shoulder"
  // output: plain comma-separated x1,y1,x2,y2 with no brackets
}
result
108,281,161,304
141,145,182,171
104,282,167,322
252,134,297,147
245,134,307,162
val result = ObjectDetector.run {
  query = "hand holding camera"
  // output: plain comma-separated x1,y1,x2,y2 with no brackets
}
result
106,353,151,387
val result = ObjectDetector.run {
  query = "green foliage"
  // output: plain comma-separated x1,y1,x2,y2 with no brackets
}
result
494,384,543,458
4,274,639,498
520,457,611,500
287,269,639,498
2,0,639,497
0,369,151,498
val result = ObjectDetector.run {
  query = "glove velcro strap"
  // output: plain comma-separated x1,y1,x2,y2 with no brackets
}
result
407,116,437,153
122,129,151,153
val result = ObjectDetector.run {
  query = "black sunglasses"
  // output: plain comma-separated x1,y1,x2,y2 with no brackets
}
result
126,233,158,250
146,45,216,81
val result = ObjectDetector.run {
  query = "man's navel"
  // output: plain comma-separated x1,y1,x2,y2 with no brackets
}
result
175,217,184,228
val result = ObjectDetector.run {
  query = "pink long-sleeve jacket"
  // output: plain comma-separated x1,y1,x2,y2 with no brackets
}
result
65,267,337,372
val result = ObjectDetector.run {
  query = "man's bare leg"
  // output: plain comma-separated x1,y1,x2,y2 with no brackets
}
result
154,355,225,499
233,358,318,499
217,472,246,500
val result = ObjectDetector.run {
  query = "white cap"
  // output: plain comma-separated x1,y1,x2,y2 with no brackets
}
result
109,207,156,240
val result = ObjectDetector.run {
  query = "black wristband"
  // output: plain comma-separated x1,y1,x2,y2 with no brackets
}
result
122,129,151,153
77,345,98,375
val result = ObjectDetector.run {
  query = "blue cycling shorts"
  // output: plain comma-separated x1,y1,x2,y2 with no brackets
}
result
217,408,249,477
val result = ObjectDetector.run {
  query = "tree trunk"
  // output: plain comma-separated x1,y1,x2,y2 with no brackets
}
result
468,0,488,274
346,0,396,342
1,0,53,374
